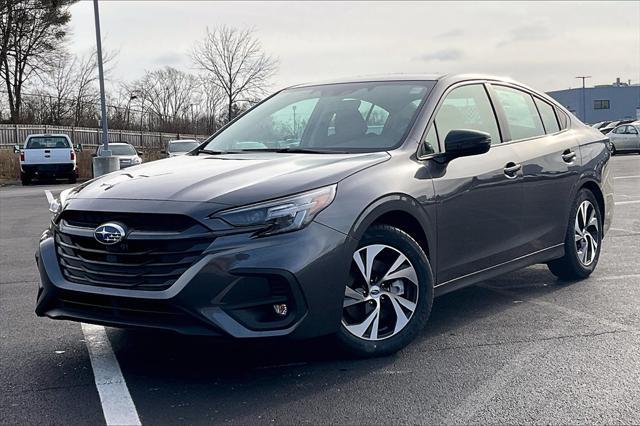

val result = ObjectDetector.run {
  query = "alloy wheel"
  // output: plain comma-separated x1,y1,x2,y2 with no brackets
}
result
342,244,419,341
574,200,599,266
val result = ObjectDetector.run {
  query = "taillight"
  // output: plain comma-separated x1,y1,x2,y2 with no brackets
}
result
20,151,24,161
70,150,75,161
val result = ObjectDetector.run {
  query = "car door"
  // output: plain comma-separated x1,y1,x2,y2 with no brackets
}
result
426,83,526,285
489,84,582,252
626,125,640,151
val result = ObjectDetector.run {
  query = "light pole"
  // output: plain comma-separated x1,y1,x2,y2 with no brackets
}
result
92,0,119,177
575,76,591,123
126,94,137,128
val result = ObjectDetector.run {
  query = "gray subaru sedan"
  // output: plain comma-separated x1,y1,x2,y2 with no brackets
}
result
36,74,614,356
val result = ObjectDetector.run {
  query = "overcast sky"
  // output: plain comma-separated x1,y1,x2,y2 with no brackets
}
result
68,1,639,92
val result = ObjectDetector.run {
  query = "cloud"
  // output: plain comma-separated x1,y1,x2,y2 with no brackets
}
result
417,48,464,62
435,29,464,39
153,52,185,66
497,23,552,46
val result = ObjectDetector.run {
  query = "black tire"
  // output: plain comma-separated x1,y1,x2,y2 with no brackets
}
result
611,145,616,155
68,174,77,184
336,224,434,357
20,172,31,186
547,189,602,281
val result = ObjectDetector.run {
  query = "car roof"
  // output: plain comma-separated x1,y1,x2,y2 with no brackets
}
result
27,134,69,138
286,73,522,89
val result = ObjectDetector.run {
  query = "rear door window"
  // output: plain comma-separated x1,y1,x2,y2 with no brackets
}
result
534,98,560,134
492,86,545,140
435,84,501,145
26,136,70,149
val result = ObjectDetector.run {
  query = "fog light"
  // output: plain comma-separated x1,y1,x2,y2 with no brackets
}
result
273,303,288,317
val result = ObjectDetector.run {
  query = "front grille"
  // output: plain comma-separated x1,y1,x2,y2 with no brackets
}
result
61,211,195,232
55,212,214,291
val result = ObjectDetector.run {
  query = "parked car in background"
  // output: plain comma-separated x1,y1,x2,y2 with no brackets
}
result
592,121,612,130
36,74,613,357
608,123,640,154
599,121,621,135
164,139,200,157
600,120,636,135
92,142,142,176
16,134,78,185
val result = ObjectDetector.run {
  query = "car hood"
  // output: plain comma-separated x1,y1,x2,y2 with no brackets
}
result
72,152,390,206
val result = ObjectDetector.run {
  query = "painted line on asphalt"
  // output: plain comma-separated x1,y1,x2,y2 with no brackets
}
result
615,200,640,205
81,323,141,426
614,175,640,180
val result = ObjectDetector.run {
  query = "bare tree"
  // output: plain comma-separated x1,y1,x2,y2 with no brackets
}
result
131,66,199,132
196,75,224,134
1,0,76,122
191,26,277,123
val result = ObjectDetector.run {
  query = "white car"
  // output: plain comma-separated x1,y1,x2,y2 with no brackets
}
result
16,134,78,185
165,139,200,157
609,124,640,154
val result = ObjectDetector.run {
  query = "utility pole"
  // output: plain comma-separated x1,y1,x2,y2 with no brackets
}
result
92,0,119,177
575,76,591,123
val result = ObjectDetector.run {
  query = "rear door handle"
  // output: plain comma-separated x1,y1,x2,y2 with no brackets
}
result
503,162,521,178
562,150,576,163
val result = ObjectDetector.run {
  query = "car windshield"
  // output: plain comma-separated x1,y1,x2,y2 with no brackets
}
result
99,144,136,155
200,81,435,153
26,136,70,149
169,141,199,152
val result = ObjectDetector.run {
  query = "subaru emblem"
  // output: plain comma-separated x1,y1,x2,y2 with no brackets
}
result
94,222,127,245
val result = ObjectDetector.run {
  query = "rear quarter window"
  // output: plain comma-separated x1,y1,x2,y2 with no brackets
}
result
555,108,570,130
26,136,70,149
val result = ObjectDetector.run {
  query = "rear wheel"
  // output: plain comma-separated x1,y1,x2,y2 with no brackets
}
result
336,225,433,357
20,172,32,186
547,189,602,280
68,173,77,184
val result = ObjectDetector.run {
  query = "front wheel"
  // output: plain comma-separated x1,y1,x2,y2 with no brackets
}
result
336,225,433,357
547,189,602,280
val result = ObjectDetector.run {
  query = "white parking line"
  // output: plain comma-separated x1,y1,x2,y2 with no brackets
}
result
614,175,640,180
615,200,640,206
81,323,141,426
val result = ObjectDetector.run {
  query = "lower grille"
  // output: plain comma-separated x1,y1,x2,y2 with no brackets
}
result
55,213,214,291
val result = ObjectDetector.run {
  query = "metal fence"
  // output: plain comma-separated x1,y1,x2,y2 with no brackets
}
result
0,124,208,150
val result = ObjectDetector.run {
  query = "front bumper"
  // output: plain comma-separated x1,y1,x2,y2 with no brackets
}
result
35,219,353,339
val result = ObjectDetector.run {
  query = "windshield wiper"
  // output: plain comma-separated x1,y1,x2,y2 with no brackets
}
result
235,147,349,154
196,149,228,155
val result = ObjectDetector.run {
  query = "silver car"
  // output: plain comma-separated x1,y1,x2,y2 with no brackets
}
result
608,123,640,154
95,142,143,169
165,139,200,157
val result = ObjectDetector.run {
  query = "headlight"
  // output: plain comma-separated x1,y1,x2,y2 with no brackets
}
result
213,185,337,236
45,188,73,215
133,156,142,164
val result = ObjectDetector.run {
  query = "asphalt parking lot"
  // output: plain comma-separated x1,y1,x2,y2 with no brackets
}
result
1,154,639,425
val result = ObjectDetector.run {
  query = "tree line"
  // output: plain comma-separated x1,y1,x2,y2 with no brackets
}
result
0,0,278,136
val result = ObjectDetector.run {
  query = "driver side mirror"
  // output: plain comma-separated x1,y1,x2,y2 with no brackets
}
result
443,129,491,160
13,144,20,153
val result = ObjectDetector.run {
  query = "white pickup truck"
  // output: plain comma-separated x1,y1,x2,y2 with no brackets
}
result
17,134,78,185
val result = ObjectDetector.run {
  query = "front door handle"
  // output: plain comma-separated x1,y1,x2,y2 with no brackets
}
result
562,150,577,163
504,162,521,178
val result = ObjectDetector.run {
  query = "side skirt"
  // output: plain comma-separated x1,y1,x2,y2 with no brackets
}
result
433,244,564,297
